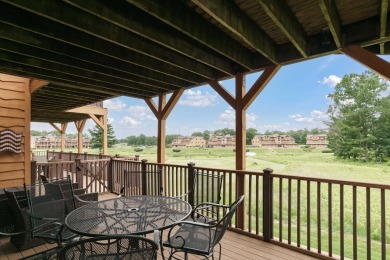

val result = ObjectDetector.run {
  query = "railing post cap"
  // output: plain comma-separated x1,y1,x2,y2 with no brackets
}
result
141,159,148,163
187,162,195,166
263,168,274,174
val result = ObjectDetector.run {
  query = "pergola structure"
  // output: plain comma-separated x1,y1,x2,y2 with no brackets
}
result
1,0,390,186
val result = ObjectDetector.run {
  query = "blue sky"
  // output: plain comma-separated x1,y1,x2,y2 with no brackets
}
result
31,54,390,139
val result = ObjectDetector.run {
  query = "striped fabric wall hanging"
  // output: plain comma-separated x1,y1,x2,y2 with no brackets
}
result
0,129,22,154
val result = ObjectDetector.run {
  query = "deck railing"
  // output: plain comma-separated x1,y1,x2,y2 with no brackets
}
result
30,153,390,259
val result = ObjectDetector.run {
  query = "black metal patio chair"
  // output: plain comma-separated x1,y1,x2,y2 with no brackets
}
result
59,235,158,260
162,195,245,260
178,170,224,224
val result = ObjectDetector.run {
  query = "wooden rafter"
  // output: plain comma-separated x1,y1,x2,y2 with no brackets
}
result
380,0,389,54
319,0,342,48
2,0,222,80
64,0,237,76
341,45,390,81
127,0,255,70
258,0,307,57
191,0,277,64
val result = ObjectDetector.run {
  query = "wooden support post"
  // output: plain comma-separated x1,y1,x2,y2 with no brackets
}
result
263,168,274,242
30,160,37,184
49,122,68,152
141,159,148,195
144,90,184,194
209,65,281,230
75,158,83,188
75,119,87,154
187,162,196,207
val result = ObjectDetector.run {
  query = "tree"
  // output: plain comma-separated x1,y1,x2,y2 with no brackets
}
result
327,71,387,161
88,123,116,150
246,128,257,145
191,132,203,137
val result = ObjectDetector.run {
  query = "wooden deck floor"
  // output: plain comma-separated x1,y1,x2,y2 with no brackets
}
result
0,193,318,260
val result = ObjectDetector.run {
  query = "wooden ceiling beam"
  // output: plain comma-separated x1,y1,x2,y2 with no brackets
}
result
341,45,390,81
0,56,162,96
64,0,237,76
258,0,307,57
191,0,278,64
0,38,181,91
0,64,148,98
0,23,201,86
1,0,221,80
0,49,173,93
380,0,389,54
127,0,255,70
318,0,342,48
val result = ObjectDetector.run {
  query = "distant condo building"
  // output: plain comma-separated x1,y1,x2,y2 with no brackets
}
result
171,136,206,148
206,135,236,148
32,134,91,149
306,134,328,148
252,134,297,148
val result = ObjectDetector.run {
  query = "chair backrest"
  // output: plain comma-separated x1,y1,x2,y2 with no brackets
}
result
24,182,68,233
59,235,158,260
212,195,245,246
193,170,224,206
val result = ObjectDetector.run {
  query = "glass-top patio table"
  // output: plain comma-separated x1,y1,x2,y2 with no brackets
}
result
65,196,192,237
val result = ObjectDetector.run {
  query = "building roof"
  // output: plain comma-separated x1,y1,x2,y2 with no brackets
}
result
0,0,389,122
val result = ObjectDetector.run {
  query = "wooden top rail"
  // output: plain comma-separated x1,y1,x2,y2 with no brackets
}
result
194,166,263,176
273,173,390,190
79,159,111,163
35,161,74,165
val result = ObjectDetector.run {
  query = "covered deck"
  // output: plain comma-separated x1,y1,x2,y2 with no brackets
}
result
1,1,390,259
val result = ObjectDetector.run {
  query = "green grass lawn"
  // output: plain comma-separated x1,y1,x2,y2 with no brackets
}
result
41,146,390,259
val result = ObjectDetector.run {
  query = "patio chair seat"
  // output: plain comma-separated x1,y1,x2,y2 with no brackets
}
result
163,223,216,255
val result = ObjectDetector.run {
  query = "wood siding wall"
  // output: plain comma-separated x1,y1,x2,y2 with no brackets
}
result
0,74,31,188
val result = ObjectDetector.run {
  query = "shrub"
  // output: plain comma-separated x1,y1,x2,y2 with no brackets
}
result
172,149,181,152
322,149,333,153
134,148,143,152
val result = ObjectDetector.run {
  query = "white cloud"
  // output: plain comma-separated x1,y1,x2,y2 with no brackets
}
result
128,106,154,120
318,75,341,87
215,109,258,127
107,117,114,122
119,116,141,126
179,89,217,107
288,110,329,126
103,100,126,111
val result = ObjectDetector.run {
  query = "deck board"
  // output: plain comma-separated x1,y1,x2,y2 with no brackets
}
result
0,193,319,259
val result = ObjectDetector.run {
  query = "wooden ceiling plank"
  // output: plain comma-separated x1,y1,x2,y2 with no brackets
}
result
341,45,390,80
127,0,255,70
318,0,342,48
0,22,202,85
380,0,389,54
208,81,236,109
64,0,236,75
1,0,221,80
30,79,48,93
258,0,307,57
191,0,277,64
242,65,281,110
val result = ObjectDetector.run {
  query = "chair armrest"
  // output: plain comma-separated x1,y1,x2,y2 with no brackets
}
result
26,209,59,222
74,193,98,208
